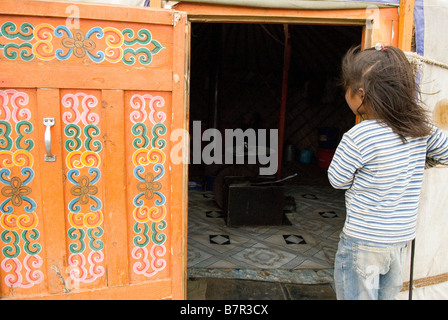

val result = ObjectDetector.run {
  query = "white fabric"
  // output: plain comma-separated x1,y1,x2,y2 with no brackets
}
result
396,0,448,300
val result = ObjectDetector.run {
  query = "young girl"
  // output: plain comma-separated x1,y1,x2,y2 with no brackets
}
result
328,44,448,300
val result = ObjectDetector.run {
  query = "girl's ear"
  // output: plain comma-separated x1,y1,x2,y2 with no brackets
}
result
357,88,365,100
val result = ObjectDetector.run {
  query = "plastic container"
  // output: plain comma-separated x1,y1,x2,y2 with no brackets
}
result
285,144,295,162
188,181,204,190
299,149,312,164
318,148,335,169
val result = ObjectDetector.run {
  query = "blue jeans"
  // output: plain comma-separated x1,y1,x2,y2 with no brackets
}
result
334,232,408,300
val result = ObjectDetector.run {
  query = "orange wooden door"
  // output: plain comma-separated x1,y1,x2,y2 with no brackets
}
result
0,1,188,299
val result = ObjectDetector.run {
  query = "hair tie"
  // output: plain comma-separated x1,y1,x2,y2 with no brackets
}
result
375,43,387,51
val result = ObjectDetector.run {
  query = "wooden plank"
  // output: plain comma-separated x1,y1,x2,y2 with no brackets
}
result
123,90,173,285
174,3,399,25
10,279,172,300
0,64,172,91
102,89,129,288
150,0,163,8
371,15,399,47
362,25,373,49
277,24,291,179
36,88,68,295
402,272,448,292
59,89,108,291
170,11,189,300
398,0,415,51
1,0,174,25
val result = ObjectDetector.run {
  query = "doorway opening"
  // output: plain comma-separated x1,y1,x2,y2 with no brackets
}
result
187,22,362,281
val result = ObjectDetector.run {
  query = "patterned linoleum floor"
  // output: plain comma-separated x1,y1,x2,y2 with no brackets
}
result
187,185,346,272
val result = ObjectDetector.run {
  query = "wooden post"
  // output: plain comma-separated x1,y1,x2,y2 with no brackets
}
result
150,0,162,8
37,88,67,295
398,0,415,51
277,24,291,179
171,12,189,300
102,89,130,288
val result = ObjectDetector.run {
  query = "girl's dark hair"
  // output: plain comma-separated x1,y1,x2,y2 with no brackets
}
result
341,45,432,141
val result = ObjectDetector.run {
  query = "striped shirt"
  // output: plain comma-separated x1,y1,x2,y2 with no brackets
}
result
328,120,448,243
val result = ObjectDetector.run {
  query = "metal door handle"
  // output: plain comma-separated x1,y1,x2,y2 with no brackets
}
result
43,118,56,162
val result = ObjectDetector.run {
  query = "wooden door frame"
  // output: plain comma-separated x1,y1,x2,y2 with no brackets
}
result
169,0,414,297
169,1,414,51
170,11,190,300
174,2,400,179
172,2,402,48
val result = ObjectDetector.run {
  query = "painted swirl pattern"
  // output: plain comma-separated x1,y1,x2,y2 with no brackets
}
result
0,89,43,290
0,21,164,65
130,93,168,278
62,92,105,285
